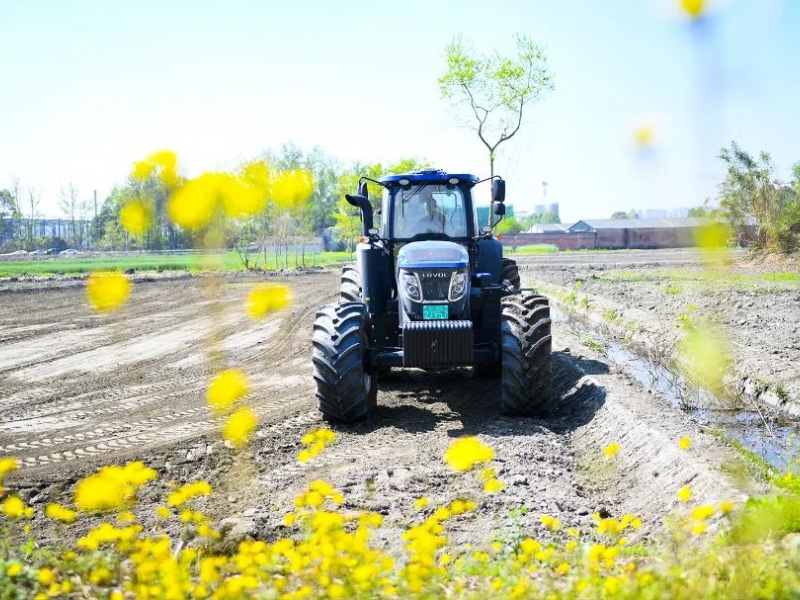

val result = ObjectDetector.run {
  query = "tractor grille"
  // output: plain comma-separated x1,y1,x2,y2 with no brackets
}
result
420,277,450,301
403,320,473,368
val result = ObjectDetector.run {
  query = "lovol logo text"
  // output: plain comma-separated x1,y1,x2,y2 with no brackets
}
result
419,272,447,278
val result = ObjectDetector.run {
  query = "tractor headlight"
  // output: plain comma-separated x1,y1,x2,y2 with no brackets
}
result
402,272,422,302
449,270,468,302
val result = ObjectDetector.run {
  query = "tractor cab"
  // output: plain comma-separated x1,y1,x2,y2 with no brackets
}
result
312,168,553,424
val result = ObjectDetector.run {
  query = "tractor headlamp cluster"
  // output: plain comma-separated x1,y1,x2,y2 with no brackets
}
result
401,271,422,302
449,270,468,302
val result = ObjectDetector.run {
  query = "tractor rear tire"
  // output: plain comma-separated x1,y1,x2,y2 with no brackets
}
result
312,302,377,423
501,258,521,292
500,293,553,415
340,266,361,302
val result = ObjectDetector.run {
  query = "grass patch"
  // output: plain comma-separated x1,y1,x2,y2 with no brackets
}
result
0,251,352,277
506,244,558,254
581,333,607,356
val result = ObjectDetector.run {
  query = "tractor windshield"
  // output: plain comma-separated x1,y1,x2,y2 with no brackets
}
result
392,185,468,239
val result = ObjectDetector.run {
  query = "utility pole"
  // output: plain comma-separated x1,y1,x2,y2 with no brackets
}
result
542,181,548,203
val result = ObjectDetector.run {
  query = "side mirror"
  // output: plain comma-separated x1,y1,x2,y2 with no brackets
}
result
492,203,506,216
345,193,368,208
491,178,506,204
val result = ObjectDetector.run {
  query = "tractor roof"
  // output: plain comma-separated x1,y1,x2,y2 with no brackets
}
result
378,169,480,185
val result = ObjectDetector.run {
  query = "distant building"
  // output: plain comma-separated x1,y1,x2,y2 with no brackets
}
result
568,217,715,249
528,223,573,234
4,217,92,247
547,203,560,218
533,204,546,216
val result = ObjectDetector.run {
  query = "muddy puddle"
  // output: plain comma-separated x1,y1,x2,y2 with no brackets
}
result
553,308,800,473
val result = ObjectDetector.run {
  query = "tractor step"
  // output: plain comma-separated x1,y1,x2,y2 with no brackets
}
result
402,320,473,368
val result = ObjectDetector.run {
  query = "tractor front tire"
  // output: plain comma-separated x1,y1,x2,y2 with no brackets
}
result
340,266,361,302
501,258,521,292
500,293,553,415
312,302,377,423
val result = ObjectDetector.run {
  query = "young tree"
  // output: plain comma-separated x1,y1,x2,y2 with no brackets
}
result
58,183,80,246
24,186,41,250
439,34,553,183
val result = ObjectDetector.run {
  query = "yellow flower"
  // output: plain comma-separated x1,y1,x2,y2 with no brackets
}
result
678,436,692,451
691,505,715,521
6,563,21,577
45,503,77,524
86,271,130,312
443,437,495,472
680,0,705,19
206,369,249,414
223,406,258,447
119,200,151,235
414,497,430,510
483,478,505,494
156,506,171,519
246,284,291,320
604,442,621,458
74,474,127,512
2,496,29,518
37,568,54,586
677,485,692,503
220,176,267,218
719,500,734,515
540,514,561,531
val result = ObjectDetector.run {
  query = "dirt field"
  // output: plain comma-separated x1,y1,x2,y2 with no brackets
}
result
518,249,800,415
0,265,768,546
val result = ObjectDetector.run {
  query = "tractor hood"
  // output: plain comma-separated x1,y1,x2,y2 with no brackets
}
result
397,241,469,270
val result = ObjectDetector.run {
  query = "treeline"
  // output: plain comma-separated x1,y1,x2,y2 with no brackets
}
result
0,145,429,258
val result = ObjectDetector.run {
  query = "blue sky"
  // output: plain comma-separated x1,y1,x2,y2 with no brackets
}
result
1,0,798,222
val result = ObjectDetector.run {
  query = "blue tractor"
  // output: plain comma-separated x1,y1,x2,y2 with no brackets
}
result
312,169,552,422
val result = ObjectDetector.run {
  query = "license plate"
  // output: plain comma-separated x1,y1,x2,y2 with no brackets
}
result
423,305,448,320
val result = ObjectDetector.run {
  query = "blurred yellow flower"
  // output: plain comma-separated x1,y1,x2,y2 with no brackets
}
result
414,497,430,510
133,150,179,187
604,442,621,458
207,369,249,414
483,478,505,494
719,500,734,515
168,173,220,230
6,563,21,577
679,328,729,393
540,515,560,531
443,437,495,472
0,456,18,478
156,506,171,519
691,522,707,535
2,496,31,518
634,125,655,148
220,176,267,218
45,503,77,524
271,169,314,209
691,505,715,521
246,284,291,320
37,568,54,586
677,485,692,503
680,0,705,19
86,271,131,312
678,436,692,451
74,462,156,512
119,200,151,235
223,406,258,447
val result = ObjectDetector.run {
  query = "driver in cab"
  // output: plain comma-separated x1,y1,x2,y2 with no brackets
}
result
408,189,444,236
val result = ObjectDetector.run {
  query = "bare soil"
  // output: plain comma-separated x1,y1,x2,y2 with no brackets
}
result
0,265,764,547
516,248,800,414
